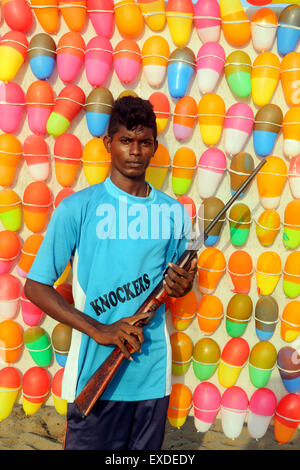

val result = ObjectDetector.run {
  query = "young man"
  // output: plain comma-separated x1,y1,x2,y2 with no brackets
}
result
24,96,197,451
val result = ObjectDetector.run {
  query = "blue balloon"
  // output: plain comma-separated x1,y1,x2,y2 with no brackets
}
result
86,112,110,138
167,63,194,99
277,26,300,57
55,351,67,367
255,328,274,342
253,130,277,157
30,56,55,80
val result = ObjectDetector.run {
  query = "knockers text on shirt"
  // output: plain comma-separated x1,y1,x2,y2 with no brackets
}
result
90,273,151,316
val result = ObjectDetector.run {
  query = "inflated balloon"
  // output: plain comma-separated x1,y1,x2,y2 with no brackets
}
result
197,148,226,200
283,200,300,250
87,0,114,38
256,251,282,296
166,0,193,47
114,39,141,84
57,32,85,83
196,42,225,95
0,189,22,232
253,104,283,158
173,96,197,141
255,295,278,341
220,386,248,440
142,36,169,88
197,247,226,294
0,274,21,319
274,393,300,444
281,300,300,343
0,31,28,83
59,0,87,31
277,346,300,394
256,156,287,210
229,152,254,198
21,286,43,326
228,203,251,247
193,0,221,43
52,368,67,415
225,51,251,98
0,319,22,363
281,53,300,107
249,341,276,388
251,52,280,107
283,251,300,299
277,5,300,57
137,0,165,31
167,383,192,428
248,388,277,440
85,36,113,87
23,135,50,183
56,283,74,305
198,197,225,246
54,134,81,187
170,289,197,331
219,0,250,47
224,103,254,156
256,209,281,247
17,234,43,278
22,366,50,415
51,322,72,367
251,8,278,53
170,331,193,376
193,382,221,433
0,231,20,276
177,195,196,225
24,326,52,367
148,92,170,135
28,33,56,81
26,80,55,136
226,293,252,338
2,0,33,31
218,337,249,388
289,155,300,198
82,137,111,185
228,250,253,295
283,107,300,160
23,182,52,233
167,47,196,99
31,0,59,33
0,82,25,134
54,188,75,208
86,87,114,138
145,144,169,190
47,85,85,138
197,94,225,147
0,366,21,421
0,134,22,188
196,294,223,335
114,0,144,38
192,337,220,381
54,261,71,287
172,147,196,195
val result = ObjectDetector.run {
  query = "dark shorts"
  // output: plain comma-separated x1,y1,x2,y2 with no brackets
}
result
63,396,170,451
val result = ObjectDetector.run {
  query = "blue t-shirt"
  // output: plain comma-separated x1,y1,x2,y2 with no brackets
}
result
27,177,191,402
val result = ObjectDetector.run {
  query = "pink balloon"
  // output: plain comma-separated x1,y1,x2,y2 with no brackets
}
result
193,382,221,425
0,82,25,133
221,386,248,411
249,388,277,417
85,36,113,87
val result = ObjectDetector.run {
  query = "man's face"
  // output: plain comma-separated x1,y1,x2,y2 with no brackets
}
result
104,124,158,179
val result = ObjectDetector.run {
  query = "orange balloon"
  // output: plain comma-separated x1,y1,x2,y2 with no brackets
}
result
196,294,223,335
0,319,23,363
167,383,192,428
170,289,197,330
197,247,226,294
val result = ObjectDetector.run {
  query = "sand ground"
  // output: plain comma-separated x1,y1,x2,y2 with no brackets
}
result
0,405,299,451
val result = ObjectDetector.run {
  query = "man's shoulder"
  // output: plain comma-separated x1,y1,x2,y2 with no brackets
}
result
153,187,184,209
58,182,107,211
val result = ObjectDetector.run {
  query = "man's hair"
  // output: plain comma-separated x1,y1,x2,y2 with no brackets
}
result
107,96,157,140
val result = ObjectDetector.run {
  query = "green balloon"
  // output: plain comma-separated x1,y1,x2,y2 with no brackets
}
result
24,327,52,367
47,112,70,137
227,72,251,97
226,318,248,338
249,364,272,388
192,359,218,381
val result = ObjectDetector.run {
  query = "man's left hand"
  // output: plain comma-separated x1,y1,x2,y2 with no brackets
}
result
163,256,198,298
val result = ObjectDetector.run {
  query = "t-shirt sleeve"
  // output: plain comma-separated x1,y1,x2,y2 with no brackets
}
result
27,202,78,286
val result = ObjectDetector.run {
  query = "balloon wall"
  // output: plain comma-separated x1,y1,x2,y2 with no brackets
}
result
0,0,299,444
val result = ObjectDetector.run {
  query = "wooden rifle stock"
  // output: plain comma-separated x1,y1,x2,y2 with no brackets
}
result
74,158,266,418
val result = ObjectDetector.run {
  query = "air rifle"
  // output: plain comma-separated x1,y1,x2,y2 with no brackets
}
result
74,158,266,418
